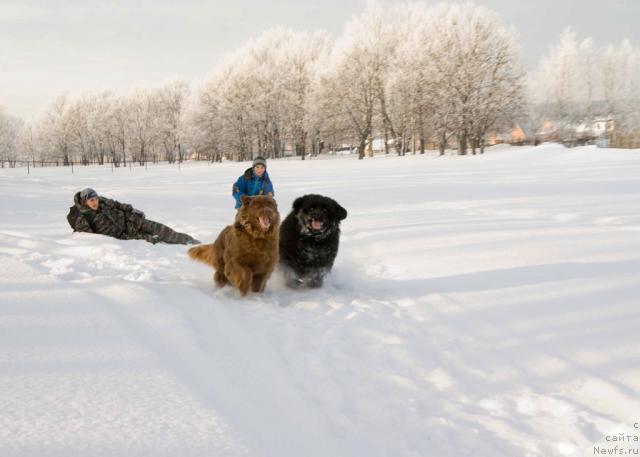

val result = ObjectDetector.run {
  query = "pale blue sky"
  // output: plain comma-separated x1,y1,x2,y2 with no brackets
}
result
1,0,638,120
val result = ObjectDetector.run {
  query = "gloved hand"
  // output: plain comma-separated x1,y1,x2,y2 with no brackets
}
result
132,209,145,218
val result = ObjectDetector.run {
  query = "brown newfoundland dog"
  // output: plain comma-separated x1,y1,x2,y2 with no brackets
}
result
188,195,280,296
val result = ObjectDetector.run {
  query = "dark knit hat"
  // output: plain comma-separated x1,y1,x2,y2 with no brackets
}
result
252,156,267,169
79,188,98,201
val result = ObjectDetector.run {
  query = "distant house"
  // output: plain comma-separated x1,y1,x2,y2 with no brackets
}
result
486,131,499,145
510,124,527,144
593,118,614,137
486,124,528,146
371,138,386,153
533,116,617,146
574,121,591,136
536,119,557,137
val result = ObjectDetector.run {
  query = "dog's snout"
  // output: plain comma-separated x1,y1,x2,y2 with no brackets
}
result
260,209,274,221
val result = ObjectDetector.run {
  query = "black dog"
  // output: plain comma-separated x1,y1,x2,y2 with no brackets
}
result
279,194,347,288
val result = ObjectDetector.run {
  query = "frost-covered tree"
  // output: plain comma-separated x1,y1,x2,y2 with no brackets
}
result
216,61,254,160
86,92,117,165
0,108,24,167
183,78,225,162
155,80,190,163
389,3,453,155
579,37,596,121
380,3,423,155
190,28,329,161
66,94,97,165
385,3,525,156
104,95,130,166
38,95,73,165
602,40,640,138
314,4,396,159
424,3,525,155
281,31,331,159
23,1,535,166
531,30,639,146
127,89,160,165
45,91,126,165
17,123,37,166
532,28,594,136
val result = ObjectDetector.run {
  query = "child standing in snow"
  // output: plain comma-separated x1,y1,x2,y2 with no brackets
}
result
232,156,275,209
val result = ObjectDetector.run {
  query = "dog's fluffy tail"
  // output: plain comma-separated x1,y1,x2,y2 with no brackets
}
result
188,243,215,267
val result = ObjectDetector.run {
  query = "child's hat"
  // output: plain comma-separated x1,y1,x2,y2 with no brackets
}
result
252,156,267,168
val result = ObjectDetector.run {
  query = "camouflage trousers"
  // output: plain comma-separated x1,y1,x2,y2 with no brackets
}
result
129,219,199,245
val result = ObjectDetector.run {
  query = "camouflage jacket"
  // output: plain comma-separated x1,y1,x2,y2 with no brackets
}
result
69,192,145,239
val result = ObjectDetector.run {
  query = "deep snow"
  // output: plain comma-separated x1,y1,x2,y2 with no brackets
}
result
1,144,639,456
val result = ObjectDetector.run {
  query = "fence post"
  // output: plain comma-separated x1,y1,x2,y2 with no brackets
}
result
71,161,74,174
27,161,30,175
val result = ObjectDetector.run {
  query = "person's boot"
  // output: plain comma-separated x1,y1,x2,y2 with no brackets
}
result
185,236,201,245
171,232,200,245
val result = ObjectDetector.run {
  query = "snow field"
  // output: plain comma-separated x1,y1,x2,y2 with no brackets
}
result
1,144,639,456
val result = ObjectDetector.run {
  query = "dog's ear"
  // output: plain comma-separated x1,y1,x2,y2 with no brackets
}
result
241,195,252,206
292,196,305,212
332,200,347,220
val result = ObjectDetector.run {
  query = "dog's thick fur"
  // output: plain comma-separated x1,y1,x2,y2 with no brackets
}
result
188,195,280,296
279,194,347,289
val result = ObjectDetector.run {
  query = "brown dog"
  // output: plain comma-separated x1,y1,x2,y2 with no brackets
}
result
188,195,280,296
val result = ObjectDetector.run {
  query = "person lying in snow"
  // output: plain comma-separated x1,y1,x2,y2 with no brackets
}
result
232,156,275,209
67,188,200,245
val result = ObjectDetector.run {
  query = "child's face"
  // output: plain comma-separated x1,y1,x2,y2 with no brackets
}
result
253,164,265,177
85,197,99,210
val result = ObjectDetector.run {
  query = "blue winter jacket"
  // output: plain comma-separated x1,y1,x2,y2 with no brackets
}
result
232,167,275,208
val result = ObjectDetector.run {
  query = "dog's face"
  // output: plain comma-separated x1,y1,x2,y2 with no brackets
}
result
238,195,280,237
292,194,347,237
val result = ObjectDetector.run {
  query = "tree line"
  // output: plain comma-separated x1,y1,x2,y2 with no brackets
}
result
1,2,639,168
531,28,640,147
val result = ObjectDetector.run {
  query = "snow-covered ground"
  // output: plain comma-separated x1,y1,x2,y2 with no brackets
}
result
1,144,639,457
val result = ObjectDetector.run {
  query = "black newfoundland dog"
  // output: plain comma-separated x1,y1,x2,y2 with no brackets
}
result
279,194,347,288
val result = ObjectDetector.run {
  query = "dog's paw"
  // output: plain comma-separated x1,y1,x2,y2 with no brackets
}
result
306,277,324,289
286,277,304,289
